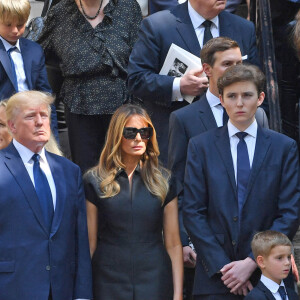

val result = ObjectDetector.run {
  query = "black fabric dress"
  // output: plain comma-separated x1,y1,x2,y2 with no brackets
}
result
84,167,177,300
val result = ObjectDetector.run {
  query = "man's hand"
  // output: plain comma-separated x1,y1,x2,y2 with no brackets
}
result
183,246,196,268
220,257,257,294
234,280,253,296
180,69,208,96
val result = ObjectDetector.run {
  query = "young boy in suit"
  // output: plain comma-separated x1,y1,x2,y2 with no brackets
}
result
0,0,58,140
183,64,300,299
245,230,298,300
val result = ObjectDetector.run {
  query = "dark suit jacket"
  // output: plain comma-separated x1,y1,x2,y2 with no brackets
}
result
245,280,299,300
0,38,58,139
183,125,300,295
168,94,269,246
0,143,92,300
128,1,259,164
149,0,178,14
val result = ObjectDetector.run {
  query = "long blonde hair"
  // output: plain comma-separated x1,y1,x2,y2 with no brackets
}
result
91,104,170,203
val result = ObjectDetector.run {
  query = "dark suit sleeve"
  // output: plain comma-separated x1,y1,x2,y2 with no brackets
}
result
127,16,174,107
267,140,300,239
149,0,178,14
168,112,189,246
183,138,231,277
74,167,93,298
246,21,260,67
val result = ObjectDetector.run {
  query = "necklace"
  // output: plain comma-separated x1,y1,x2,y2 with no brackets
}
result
79,0,104,20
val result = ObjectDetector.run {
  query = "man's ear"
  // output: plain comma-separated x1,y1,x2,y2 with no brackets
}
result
219,94,224,107
7,120,16,134
202,63,212,77
257,92,265,107
256,255,265,269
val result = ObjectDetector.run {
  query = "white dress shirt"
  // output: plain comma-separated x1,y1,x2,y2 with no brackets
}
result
206,89,224,127
0,36,29,92
227,120,257,182
172,1,219,102
13,139,56,209
260,274,289,300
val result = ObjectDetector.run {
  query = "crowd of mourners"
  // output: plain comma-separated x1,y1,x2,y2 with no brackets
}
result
0,0,300,300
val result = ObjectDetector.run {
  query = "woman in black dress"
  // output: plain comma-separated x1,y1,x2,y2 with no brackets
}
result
84,104,183,300
38,0,142,173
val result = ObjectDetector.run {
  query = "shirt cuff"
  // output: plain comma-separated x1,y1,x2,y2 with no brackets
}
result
172,77,184,102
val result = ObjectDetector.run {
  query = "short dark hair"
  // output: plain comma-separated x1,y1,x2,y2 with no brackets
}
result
200,37,240,66
251,230,292,260
217,64,265,95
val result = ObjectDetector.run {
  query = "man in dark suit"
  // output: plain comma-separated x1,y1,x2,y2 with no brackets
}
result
183,64,300,299
168,37,268,300
128,0,259,165
0,91,92,300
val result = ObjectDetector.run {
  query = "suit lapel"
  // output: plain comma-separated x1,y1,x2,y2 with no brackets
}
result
46,152,66,237
175,2,201,56
257,281,277,300
215,125,237,195
3,143,49,236
243,127,271,207
0,40,18,91
19,38,32,89
198,95,218,130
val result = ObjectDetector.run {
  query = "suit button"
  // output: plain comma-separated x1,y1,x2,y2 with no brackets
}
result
233,216,238,222
232,240,236,246
46,265,51,271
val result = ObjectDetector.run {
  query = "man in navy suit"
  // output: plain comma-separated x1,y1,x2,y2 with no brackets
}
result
183,64,300,299
0,91,92,300
128,0,259,165
168,37,268,300
0,0,58,139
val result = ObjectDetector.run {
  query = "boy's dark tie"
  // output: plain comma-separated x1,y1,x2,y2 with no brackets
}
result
32,154,54,232
7,47,18,92
236,132,250,220
202,20,213,46
278,286,287,300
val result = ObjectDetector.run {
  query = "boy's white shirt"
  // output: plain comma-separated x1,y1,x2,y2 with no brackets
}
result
260,274,289,300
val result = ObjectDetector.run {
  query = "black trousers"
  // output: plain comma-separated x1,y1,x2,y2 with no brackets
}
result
65,107,112,173
184,267,195,300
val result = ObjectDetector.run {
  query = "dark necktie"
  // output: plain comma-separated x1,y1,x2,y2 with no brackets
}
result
202,20,213,46
236,132,250,220
278,286,287,300
32,154,54,232
7,47,18,92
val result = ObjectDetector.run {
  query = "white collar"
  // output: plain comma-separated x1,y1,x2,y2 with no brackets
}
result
0,36,21,52
260,274,286,294
188,1,219,30
227,119,257,138
206,89,220,108
13,139,46,164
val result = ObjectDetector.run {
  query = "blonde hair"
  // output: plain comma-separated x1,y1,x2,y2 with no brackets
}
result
90,104,170,203
0,0,30,24
6,91,53,123
45,132,63,156
0,100,8,109
251,230,292,260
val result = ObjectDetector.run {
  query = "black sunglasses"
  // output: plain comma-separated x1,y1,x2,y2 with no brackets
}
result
123,127,153,140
